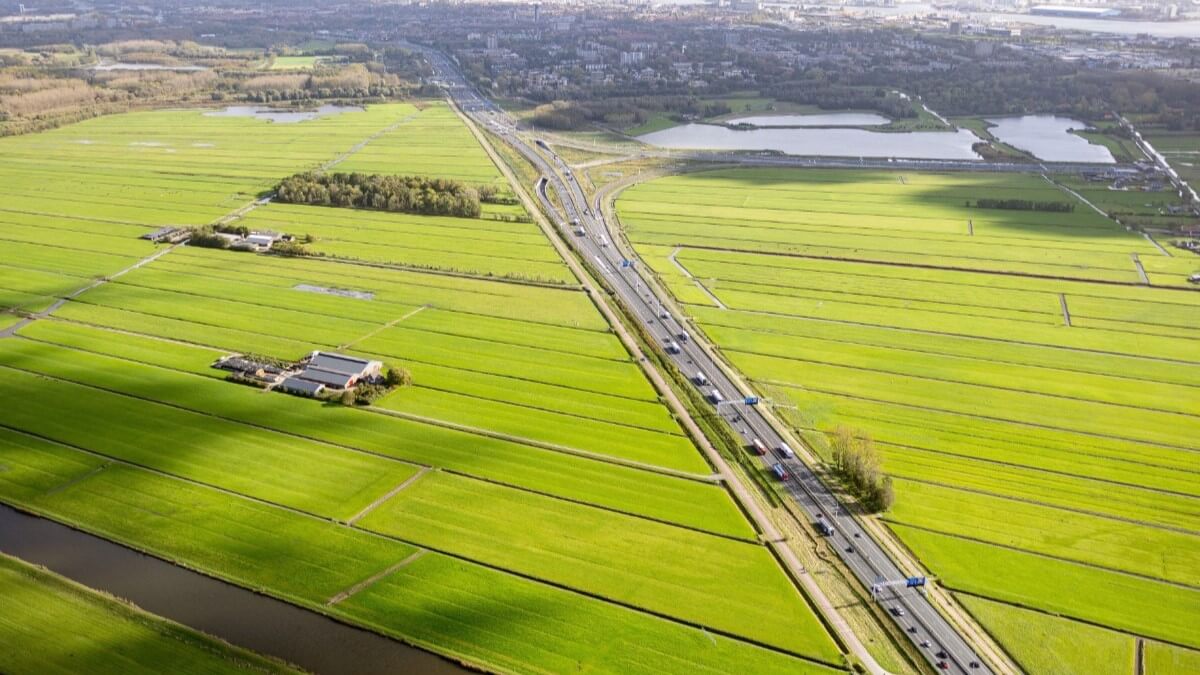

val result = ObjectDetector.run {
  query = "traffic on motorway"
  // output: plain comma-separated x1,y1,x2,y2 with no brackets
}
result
414,41,992,675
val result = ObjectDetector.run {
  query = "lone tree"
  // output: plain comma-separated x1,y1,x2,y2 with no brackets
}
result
384,364,412,387
830,426,894,513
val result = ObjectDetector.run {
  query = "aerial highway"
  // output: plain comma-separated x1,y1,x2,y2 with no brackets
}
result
415,43,994,675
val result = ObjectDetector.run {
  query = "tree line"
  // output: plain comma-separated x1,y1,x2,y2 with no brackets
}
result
973,198,1075,213
274,171,482,218
830,426,894,513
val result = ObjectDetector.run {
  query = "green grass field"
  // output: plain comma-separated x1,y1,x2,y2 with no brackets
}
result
0,552,298,675
617,167,1200,671
0,106,845,673
267,55,335,70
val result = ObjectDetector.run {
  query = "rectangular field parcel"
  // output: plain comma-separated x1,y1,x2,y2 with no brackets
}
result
616,167,1200,671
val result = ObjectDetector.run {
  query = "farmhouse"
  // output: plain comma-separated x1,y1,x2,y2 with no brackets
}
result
213,355,286,384
295,351,383,390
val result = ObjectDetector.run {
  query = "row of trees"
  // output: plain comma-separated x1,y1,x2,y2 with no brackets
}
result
829,426,894,513
774,85,917,120
973,198,1075,213
275,172,482,218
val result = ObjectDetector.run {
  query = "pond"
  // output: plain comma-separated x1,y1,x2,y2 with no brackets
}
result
985,115,1115,163
0,503,469,675
638,124,983,160
724,112,890,127
204,104,364,123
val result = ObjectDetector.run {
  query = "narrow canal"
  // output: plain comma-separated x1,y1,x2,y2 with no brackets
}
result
0,503,470,675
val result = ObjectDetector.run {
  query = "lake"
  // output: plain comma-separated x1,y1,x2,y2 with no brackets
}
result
204,104,364,123
638,124,983,160
986,115,1115,163
724,112,890,127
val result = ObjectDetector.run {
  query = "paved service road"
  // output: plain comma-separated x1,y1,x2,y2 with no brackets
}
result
415,43,992,675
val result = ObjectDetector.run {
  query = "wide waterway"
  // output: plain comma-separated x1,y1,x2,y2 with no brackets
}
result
638,123,983,160
986,115,1116,163
0,503,469,675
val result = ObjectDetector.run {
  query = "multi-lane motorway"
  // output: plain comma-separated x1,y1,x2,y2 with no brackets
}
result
415,43,993,675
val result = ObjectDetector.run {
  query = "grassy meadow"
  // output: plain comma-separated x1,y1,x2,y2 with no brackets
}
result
616,167,1200,672
0,105,845,673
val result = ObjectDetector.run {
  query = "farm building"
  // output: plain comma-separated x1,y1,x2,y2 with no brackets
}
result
213,355,287,384
279,377,325,397
141,226,187,243
294,351,383,390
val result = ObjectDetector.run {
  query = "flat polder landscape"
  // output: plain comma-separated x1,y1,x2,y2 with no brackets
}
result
0,101,847,674
616,167,1200,674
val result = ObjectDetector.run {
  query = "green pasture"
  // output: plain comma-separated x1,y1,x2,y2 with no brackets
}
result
358,470,842,661
0,105,844,673
617,166,1200,664
890,525,1200,649
957,595,1133,675
0,332,739,534
0,384,839,674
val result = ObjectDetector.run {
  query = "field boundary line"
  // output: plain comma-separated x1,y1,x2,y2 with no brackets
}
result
1135,638,1145,675
871,438,1200,498
51,304,663,408
719,305,1200,367
695,311,1200,391
893,474,1200,537
346,467,432,526
362,405,719,483
949,588,1199,654
339,304,429,350
1131,253,1150,285
320,110,423,172
434,464,757,544
297,252,581,290
326,549,428,606
0,241,183,339
1041,173,1110,218
43,462,111,496
676,242,1184,291
885,521,1200,591
0,359,749,543
0,422,847,671
755,376,1200,452
668,246,727,309
600,167,1019,675
739,350,1200,420
406,382,685,437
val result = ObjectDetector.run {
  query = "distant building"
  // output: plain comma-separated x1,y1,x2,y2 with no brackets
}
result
1029,5,1120,18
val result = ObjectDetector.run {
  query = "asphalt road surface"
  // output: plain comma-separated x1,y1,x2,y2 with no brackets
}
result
414,43,992,675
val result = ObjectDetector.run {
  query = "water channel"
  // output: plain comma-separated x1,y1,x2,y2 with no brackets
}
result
0,503,469,675
204,105,364,123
